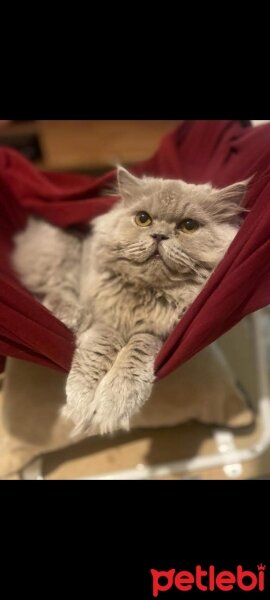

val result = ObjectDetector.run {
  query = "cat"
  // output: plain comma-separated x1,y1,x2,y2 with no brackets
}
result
12,167,247,435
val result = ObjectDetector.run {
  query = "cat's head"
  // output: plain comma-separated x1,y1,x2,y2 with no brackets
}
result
91,168,248,289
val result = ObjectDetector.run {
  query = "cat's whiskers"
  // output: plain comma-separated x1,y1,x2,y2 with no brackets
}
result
160,245,201,277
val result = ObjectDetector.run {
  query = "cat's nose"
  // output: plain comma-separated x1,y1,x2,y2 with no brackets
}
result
151,234,169,243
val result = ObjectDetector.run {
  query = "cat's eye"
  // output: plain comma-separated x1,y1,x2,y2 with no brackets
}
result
135,211,152,227
178,218,200,233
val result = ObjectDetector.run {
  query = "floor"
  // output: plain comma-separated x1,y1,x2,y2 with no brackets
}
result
41,420,267,480
5,415,269,480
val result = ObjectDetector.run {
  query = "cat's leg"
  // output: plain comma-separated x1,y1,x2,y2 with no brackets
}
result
13,217,88,333
63,324,125,435
91,333,162,434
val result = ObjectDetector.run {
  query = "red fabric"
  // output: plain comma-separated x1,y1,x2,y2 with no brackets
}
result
1,120,270,378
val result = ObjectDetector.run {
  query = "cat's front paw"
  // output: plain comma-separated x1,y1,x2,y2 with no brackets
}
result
91,370,155,435
62,325,125,437
62,372,98,437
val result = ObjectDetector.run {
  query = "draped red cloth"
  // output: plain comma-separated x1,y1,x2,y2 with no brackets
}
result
1,120,270,378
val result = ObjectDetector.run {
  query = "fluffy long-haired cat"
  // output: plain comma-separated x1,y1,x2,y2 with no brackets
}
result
12,168,247,435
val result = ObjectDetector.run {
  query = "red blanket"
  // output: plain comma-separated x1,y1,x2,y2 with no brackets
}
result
1,120,270,378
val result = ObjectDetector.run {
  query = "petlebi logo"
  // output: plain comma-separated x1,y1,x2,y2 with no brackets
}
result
150,564,266,595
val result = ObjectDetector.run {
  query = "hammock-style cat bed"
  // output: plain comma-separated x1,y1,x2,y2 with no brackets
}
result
1,120,270,378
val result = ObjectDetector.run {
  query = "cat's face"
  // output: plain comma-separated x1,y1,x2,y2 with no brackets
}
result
91,168,247,289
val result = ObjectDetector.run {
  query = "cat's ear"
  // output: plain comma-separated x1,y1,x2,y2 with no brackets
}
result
214,178,251,222
117,167,142,201
218,179,251,206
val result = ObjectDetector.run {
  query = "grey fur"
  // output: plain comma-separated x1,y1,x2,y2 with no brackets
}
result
12,168,247,435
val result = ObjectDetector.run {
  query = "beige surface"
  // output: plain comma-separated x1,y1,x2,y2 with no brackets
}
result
6,424,270,480
42,420,262,480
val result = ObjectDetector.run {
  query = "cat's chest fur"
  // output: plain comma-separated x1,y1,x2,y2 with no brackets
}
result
81,271,198,341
